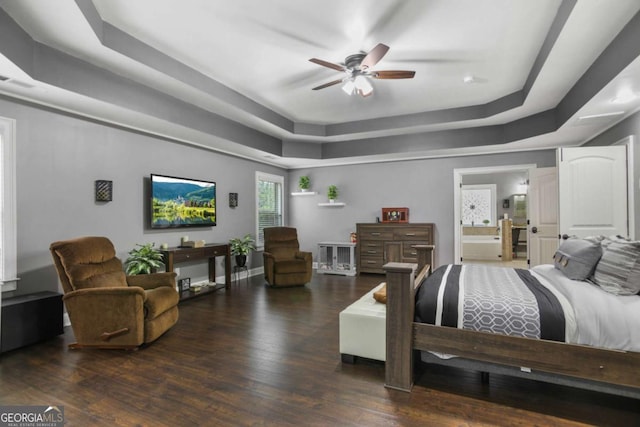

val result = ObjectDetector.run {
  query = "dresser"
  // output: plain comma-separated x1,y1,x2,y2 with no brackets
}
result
356,223,435,274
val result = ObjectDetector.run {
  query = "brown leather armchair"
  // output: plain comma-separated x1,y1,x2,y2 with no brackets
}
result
50,236,179,349
263,227,312,287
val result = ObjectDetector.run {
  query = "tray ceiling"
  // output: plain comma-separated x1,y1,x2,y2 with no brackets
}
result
0,0,639,168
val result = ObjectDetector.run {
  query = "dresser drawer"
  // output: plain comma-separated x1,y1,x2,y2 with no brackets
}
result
402,242,424,259
358,227,394,240
360,256,384,269
359,241,383,255
393,226,432,241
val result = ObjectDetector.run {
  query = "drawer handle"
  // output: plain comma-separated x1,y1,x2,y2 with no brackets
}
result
410,252,417,256
371,232,381,236
405,233,416,236
367,260,377,264
367,250,377,254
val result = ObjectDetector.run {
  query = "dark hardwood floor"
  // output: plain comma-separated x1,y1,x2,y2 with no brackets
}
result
1,273,639,426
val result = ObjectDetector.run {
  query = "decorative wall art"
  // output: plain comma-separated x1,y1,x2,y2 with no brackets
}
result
461,184,496,226
229,192,238,208
95,180,113,202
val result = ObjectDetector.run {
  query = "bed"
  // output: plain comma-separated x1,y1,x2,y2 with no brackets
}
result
383,237,640,398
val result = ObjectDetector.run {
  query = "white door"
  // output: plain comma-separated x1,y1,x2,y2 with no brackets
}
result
529,167,559,267
558,146,628,238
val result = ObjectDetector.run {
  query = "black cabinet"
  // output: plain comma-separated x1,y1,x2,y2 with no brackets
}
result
1,291,63,353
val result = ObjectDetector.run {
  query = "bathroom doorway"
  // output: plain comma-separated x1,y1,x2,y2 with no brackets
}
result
453,164,535,269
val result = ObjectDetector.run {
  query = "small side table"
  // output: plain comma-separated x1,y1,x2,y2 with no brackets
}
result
233,265,249,284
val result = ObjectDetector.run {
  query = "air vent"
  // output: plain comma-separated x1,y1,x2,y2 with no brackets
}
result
6,78,36,89
573,111,625,127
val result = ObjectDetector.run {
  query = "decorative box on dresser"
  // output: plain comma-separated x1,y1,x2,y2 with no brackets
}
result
356,223,435,274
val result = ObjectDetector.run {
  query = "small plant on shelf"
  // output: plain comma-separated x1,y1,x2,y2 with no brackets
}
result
229,234,256,267
298,176,310,191
327,185,338,201
483,219,490,226
124,243,164,275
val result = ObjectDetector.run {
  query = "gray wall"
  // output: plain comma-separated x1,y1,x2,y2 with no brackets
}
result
2,97,286,297
289,151,556,267
6,94,637,297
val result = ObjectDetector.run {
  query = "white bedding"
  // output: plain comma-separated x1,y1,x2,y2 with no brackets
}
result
532,264,640,352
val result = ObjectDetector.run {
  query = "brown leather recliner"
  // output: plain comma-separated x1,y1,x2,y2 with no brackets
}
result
263,227,312,287
50,236,179,349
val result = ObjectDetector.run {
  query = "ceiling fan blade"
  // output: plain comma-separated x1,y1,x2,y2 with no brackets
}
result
312,79,344,90
360,43,390,70
309,58,345,72
373,70,416,79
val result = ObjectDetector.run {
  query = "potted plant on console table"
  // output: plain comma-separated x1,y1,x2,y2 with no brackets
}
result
124,242,165,275
229,234,256,268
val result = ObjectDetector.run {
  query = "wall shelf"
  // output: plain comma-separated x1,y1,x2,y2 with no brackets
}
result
318,202,345,207
291,191,317,196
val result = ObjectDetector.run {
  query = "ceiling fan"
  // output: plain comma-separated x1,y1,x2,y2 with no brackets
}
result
309,43,415,97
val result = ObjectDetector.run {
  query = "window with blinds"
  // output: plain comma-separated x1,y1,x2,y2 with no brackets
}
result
256,172,284,249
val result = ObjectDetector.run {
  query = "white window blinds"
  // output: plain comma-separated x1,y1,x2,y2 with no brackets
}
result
256,172,284,248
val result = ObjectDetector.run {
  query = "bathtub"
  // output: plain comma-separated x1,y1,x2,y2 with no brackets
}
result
462,235,502,260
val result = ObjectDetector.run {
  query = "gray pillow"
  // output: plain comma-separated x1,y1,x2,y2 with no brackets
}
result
592,239,640,295
553,238,603,281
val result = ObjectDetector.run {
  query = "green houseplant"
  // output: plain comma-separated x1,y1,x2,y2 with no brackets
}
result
124,243,164,275
298,175,310,191
327,184,338,202
229,234,256,267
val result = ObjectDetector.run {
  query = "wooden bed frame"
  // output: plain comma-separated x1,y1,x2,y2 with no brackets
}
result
382,246,640,396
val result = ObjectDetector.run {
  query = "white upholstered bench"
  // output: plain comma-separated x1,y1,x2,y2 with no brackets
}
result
339,282,387,363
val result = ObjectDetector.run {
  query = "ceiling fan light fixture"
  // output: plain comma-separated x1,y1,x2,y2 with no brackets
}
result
354,75,373,96
342,79,356,95
310,43,414,96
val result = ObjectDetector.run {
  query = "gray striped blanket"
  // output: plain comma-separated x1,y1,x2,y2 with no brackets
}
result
415,264,566,341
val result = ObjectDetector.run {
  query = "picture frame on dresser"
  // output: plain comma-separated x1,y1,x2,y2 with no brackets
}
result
381,207,409,223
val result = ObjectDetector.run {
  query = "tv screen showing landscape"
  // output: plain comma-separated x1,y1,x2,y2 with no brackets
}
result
150,174,216,228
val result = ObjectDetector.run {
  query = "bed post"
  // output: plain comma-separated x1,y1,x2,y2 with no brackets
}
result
413,244,435,273
383,262,417,392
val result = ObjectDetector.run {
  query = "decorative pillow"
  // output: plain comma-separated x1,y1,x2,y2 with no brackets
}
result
373,284,387,304
592,240,640,295
553,238,603,280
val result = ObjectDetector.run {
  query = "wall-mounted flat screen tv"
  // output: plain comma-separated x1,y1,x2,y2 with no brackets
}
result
150,174,216,228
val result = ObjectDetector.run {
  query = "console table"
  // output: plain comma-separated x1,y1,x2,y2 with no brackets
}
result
161,243,231,301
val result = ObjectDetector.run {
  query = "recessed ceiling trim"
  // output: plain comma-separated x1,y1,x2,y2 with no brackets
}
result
74,0,570,138
0,1,639,167
75,0,293,133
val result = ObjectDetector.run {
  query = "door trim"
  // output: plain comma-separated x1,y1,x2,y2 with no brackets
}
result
613,135,635,239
